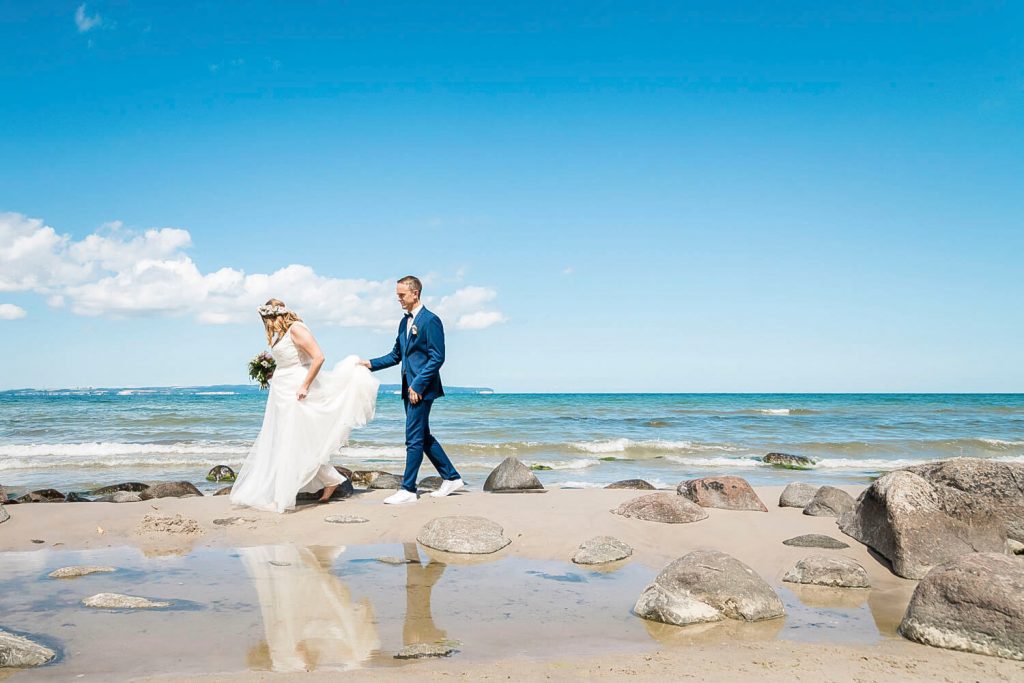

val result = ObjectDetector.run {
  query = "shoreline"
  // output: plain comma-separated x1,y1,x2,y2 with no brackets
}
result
2,486,1022,681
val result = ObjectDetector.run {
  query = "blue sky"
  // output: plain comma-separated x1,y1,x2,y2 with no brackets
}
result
1,1,1021,392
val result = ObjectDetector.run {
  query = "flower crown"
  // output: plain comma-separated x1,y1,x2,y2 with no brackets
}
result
258,304,290,317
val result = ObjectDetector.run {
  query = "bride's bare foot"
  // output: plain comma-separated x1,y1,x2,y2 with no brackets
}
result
318,484,339,503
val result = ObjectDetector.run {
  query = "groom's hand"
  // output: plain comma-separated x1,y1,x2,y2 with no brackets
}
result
357,359,371,369
407,388,422,405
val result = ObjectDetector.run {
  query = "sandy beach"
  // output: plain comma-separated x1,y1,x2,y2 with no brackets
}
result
2,485,1022,681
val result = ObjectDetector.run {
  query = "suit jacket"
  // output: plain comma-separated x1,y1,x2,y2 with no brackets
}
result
369,307,446,401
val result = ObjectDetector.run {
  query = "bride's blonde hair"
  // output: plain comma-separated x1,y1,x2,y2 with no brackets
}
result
259,298,302,346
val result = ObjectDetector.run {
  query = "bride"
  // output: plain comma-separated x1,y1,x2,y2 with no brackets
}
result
230,299,379,513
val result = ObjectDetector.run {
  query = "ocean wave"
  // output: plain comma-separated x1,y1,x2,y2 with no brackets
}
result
528,459,600,471
557,481,607,489
665,455,763,468
194,391,236,396
0,441,252,458
979,438,1024,447
569,438,746,454
0,456,248,472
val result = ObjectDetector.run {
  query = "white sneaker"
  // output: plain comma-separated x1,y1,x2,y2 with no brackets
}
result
383,489,418,505
430,478,465,498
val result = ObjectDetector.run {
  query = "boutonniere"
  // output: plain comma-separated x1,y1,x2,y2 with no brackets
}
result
410,324,418,336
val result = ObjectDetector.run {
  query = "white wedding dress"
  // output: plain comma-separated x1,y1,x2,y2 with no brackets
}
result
231,322,379,513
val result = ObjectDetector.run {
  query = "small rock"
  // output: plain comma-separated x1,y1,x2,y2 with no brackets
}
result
783,534,850,549
782,555,870,588
31,539,45,544
605,479,655,490
82,593,170,609
612,493,708,524
572,536,633,565
64,492,93,503
1008,539,1024,555
0,506,8,525
136,513,203,535
418,476,443,491
762,452,816,468
96,491,142,503
90,482,150,495
213,486,233,496
779,482,820,508
350,470,399,488
206,465,236,483
269,561,291,567
394,642,458,659
0,628,56,668
803,486,856,517
48,565,116,579
417,516,512,554
325,515,369,524
483,457,544,492
138,481,202,500
376,556,415,565
677,476,767,512
212,517,255,526
16,489,65,503
900,552,1024,660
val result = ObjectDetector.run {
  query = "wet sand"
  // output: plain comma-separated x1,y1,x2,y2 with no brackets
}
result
1,486,1022,681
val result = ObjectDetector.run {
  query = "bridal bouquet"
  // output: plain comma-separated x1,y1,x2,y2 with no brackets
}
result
248,351,276,390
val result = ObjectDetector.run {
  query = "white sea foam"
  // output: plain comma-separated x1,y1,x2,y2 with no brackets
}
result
979,438,1024,447
558,481,606,489
528,458,601,471
756,409,791,415
569,439,744,454
194,391,236,396
0,456,247,471
664,455,763,468
0,442,251,458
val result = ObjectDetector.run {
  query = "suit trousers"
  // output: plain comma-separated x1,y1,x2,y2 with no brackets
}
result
402,397,459,492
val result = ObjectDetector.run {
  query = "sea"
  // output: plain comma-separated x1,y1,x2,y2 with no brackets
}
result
1,389,1022,496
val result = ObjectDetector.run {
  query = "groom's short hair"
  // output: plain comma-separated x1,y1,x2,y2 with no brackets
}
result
397,275,422,294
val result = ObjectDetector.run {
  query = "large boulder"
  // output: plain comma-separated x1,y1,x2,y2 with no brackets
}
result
782,555,870,588
899,553,1024,660
483,457,544,492
350,471,402,489
0,629,56,668
762,453,816,469
572,536,633,565
634,550,784,626
417,516,511,554
138,481,202,500
803,486,855,517
779,482,819,508
838,459,1023,579
677,476,767,512
605,479,655,490
612,493,708,524
418,476,443,491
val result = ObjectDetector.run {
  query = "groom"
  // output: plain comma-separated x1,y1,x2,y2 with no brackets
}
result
360,276,464,504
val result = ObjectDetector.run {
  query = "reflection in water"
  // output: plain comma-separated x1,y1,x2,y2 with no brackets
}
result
401,542,449,647
239,545,380,672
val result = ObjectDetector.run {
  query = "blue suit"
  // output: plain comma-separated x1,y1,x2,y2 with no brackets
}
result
369,307,459,492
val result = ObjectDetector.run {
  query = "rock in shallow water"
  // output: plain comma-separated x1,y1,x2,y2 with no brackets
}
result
612,493,708,524
762,452,816,468
572,536,633,565
783,534,850,549
82,593,171,609
483,457,544,492
417,516,511,554
0,629,56,668
206,465,236,482
394,642,458,659
779,482,820,508
48,565,116,579
899,552,1024,661
782,555,870,588
634,550,785,626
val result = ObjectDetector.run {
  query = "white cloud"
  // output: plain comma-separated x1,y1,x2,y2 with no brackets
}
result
0,304,27,320
75,4,102,33
562,266,575,275
0,212,506,330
